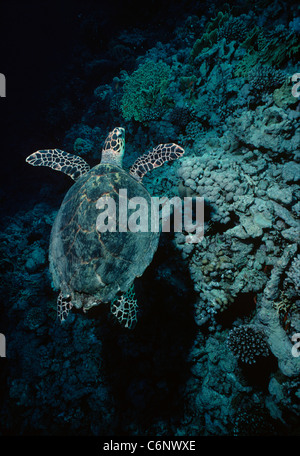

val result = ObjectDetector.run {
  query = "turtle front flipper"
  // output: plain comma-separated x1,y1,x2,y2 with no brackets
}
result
110,284,138,329
129,143,184,182
26,149,90,181
57,292,73,322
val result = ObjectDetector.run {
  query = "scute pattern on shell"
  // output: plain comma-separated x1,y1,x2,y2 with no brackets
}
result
49,163,160,312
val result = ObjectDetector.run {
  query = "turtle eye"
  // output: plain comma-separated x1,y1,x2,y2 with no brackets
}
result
116,127,124,137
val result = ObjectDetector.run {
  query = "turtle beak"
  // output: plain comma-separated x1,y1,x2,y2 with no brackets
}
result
116,127,125,138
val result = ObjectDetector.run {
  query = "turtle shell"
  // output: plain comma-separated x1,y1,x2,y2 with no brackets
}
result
49,163,160,311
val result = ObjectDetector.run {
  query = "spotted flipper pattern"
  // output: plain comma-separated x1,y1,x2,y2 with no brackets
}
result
26,149,90,181
110,284,138,329
57,292,73,322
129,143,185,182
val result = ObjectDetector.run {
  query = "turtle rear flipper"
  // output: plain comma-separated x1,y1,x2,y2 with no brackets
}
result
26,149,90,181
110,284,138,329
57,292,73,322
129,143,184,182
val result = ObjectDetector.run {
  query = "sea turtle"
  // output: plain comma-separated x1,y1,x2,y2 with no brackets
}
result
26,127,184,329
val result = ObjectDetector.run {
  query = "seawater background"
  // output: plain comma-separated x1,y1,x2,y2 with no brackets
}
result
0,0,299,436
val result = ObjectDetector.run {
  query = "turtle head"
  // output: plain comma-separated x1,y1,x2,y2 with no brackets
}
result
101,127,125,167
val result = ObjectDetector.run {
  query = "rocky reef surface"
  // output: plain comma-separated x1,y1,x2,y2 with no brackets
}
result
0,0,299,436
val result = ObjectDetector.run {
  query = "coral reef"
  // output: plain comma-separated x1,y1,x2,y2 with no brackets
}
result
120,61,171,123
227,325,270,364
1,0,300,438
248,64,286,98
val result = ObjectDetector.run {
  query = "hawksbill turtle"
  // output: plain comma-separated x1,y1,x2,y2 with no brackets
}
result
26,127,184,329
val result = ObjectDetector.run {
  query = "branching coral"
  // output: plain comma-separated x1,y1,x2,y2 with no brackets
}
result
248,64,286,96
285,254,300,294
235,24,300,77
227,325,270,364
190,11,229,60
217,15,250,43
